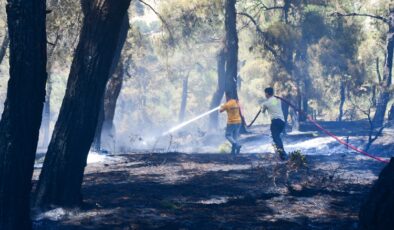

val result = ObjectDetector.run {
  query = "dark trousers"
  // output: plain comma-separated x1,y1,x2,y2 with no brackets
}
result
270,119,285,152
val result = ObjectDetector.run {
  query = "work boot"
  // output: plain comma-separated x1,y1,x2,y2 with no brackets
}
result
236,145,242,155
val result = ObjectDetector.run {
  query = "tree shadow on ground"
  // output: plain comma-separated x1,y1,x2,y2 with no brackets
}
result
33,152,383,230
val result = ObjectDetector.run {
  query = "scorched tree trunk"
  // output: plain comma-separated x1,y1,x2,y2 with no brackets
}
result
0,0,47,229
209,48,226,129
93,14,129,151
224,0,239,100
373,8,394,127
34,0,132,209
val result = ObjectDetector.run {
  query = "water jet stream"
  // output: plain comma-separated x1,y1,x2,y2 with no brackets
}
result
162,106,221,136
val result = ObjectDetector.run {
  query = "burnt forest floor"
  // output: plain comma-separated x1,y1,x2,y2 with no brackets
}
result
32,149,387,230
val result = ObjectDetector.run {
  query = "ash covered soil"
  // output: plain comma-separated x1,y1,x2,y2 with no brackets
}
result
32,123,393,230
33,152,386,230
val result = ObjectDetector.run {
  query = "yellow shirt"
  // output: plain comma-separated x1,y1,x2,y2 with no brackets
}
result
221,99,242,124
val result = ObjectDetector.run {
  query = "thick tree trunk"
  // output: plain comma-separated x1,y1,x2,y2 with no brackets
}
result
359,158,394,230
224,0,248,133
338,79,346,122
92,14,129,151
0,32,9,66
209,49,226,129
34,0,131,208
373,9,394,127
0,0,47,229
179,74,189,122
224,0,239,100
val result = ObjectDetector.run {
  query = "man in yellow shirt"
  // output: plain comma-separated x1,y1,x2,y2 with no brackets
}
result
220,95,242,155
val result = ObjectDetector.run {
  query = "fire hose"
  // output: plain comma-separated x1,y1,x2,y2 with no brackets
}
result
247,96,389,164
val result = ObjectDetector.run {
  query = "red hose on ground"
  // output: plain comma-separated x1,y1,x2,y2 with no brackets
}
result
274,96,390,164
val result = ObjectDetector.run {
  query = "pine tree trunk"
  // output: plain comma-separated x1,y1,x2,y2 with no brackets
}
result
92,14,129,151
209,49,226,129
338,79,346,122
224,0,248,133
102,62,125,144
373,9,394,127
0,0,47,229
0,31,9,66
34,0,132,208
179,74,189,122
224,0,239,100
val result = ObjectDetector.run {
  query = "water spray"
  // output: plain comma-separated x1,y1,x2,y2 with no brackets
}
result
162,106,221,136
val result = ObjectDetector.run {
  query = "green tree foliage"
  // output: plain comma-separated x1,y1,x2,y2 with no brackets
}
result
0,0,391,140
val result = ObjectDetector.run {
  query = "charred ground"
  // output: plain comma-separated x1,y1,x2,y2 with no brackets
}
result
32,150,385,230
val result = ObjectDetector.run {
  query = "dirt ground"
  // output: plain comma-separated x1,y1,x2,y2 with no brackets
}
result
32,150,386,230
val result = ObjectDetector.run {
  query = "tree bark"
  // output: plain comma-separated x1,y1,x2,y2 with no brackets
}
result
34,0,132,208
373,8,394,127
92,14,129,151
179,74,189,122
103,62,125,139
359,158,394,230
209,48,226,129
0,32,9,66
224,0,239,100
338,79,346,122
224,0,248,133
0,0,47,229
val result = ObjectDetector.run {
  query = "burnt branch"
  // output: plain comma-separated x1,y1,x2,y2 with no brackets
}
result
238,12,287,67
331,12,389,24
138,0,175,44
259,4,284,11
